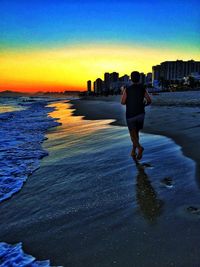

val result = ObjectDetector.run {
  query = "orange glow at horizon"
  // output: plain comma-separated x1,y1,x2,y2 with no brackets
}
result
1,44,200,93
0,80,84,93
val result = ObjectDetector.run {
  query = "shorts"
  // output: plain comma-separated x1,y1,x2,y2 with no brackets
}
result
126,113,145,132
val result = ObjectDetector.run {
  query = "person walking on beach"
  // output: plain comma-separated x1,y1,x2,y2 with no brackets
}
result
121,71,152,160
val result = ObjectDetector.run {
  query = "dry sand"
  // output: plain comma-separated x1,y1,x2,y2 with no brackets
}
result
70,94,200,180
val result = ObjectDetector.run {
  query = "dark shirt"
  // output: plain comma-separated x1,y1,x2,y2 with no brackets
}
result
125,84,145,119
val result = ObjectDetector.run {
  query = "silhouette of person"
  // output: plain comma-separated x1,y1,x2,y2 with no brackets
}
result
121,71,152,160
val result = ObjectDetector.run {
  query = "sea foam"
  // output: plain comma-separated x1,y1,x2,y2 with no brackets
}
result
0,242,50,266
0,100,61,202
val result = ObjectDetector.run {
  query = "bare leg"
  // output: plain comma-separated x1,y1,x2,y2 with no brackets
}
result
128,130,136,158
136,129,139,141
130,128,140,148
130,128,144,160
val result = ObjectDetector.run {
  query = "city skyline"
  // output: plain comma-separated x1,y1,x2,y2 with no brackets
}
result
87,59,200,94
0,0,200,92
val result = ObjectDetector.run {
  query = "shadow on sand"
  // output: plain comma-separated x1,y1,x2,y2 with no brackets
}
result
133,157,163,223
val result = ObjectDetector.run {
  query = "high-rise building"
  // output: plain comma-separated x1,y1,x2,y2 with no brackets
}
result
152,65,161,81
110,72,119,83
140,73,146,84
104,72,110,92
119,75,129,82
94,78,104,94
146,73,152,85
87,80,92,92
152,60,200,83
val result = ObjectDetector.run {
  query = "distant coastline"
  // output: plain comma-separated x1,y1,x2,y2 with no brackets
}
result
0,90,81,98
1,86,200,99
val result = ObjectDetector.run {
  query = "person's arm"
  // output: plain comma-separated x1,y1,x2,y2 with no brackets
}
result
121,88,127,105
144,89,152,106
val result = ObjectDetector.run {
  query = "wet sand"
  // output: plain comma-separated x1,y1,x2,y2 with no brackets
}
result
1,101,200,267
70,94,200,180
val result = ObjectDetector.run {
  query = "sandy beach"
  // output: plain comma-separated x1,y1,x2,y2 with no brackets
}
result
70,92,200,181
1,0,200,265
1,93,200,266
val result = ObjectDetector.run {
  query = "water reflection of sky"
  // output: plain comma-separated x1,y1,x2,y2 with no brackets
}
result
40,102,200,266
0,103,22,113
0,101,199,267
0,98,24,113
47,101,116,153
48,101,115,130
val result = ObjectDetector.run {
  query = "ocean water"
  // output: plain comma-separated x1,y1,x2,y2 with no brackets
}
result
0,100,200,267
0,97,25,114
0,100,61,202
0,98,61,266
0,242,50,266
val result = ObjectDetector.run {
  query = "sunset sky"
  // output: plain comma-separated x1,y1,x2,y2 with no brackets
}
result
0,0,200,92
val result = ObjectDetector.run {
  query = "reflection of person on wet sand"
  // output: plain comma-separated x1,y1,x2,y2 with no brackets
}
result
121,71,152,160
136,163,163,223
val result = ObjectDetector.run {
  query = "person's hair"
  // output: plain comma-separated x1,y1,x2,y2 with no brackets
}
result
131,71,140,83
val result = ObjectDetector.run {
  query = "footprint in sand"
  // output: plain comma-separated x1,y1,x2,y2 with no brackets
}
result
160,177,174,188
177,205,200,221
187,206,200,216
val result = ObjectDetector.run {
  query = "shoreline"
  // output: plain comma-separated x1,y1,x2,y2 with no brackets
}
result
0,100,198,267
1,100,200,266
70,96,200,181
0,100,61,203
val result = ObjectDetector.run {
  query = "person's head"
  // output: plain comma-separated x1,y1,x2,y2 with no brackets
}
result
131,71,140,83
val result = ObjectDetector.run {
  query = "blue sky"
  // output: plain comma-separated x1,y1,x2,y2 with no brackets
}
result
0,0,199,92
1,0,200,50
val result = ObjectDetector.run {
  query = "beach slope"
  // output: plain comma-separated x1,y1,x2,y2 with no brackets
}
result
70,92,200,180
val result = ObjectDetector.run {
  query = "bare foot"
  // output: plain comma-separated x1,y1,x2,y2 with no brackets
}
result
137,146,144,160
131,146,137,158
